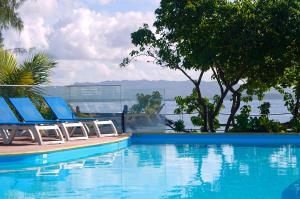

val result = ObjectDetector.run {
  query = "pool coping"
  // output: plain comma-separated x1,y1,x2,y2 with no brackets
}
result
0,135,131,156
131,132,300,145
2,132,300,156
133,132,300,135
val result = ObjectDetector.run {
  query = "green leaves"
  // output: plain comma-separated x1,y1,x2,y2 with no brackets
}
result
122,0,300,132
129,91,163,116
0,49,56,85
174,120,185,132
258,102,271,117
0,48,31,85
0,0,26,46
231,103,285,133
175,89,221,129
131,24,156,47
21,53,56,85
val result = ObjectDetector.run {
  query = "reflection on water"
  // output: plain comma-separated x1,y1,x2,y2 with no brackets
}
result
0,144,300,199
200,147,222,185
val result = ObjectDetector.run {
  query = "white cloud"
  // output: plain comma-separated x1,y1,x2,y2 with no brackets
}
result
51,60,202,85
48,8,155,61
3,0,211,85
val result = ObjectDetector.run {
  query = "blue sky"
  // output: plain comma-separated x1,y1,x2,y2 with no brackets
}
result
4,0,206,85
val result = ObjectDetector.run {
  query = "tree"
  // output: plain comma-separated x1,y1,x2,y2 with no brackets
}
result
122,0,300,132
130,91,163,115
0,49,56,85
219,0,300,131
0,48,56,97
276,65,300,131
121,1,233,132
0,0,26,47
231,102,284,133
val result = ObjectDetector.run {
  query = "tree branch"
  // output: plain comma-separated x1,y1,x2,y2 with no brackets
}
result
212,67,224,94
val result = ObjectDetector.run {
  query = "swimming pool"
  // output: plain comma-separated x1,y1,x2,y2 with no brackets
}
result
1,134,300,199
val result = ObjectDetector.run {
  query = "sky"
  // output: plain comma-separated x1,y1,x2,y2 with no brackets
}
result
4,0,209,85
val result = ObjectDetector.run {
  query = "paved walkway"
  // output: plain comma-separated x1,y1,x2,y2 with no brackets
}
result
0,134,130,156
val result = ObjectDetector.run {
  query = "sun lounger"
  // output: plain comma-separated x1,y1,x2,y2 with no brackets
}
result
43,96,118,137
0,97,64,145
9,97,88,141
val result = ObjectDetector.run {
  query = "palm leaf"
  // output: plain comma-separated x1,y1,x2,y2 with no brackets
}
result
20,53,56,85
0,48,18,84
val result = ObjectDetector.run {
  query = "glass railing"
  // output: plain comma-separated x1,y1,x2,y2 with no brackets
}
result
0,85,166,133
1,85,291,133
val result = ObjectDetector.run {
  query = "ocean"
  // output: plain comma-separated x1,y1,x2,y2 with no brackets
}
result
72,99,292,130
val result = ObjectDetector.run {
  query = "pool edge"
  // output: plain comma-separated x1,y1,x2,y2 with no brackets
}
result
0,136,131,156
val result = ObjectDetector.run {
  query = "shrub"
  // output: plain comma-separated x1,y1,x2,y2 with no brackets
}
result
231,102,285,133
174,120,185,132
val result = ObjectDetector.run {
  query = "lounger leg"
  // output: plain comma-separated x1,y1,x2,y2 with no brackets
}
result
69,127,76,137
80,124,89,138
25,129,35,141
59,123,71,141
55,126,65,143
5,128,17,144
109,120,118,136
1,129,9,144
30,126,43,145
53,129,59,137
84,124,91,134
92,120,118,137
92,121,101,137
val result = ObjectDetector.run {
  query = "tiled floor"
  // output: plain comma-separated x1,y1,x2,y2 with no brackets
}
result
0,134,130,155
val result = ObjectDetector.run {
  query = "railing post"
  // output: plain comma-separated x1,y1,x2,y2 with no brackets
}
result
122,105,128,134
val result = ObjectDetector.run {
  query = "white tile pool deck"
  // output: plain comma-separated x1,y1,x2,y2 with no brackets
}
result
0,134,130,156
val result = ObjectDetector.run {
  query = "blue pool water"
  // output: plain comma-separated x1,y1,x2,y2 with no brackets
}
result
0,143,300,199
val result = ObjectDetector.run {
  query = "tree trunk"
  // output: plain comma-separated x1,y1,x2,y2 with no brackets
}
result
293,81,300,119
206,89,230,133
225,93,241,132
195,86,208,132
208,107,215,132
213,89,229,117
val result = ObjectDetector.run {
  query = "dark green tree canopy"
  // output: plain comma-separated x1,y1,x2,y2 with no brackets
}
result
0,0,26,46
122,0,300,132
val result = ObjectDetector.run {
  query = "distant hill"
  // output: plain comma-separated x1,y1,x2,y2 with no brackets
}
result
74,80,283,100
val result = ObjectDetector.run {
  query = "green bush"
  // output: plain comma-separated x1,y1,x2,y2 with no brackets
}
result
174,120,185,132
231,102,285,133
290,117,300,132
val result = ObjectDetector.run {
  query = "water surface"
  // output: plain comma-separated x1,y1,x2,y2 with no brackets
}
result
0,144,299,199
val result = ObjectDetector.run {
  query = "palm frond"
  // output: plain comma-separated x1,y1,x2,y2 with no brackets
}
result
0,1,24,31
20,53,57,85
0,48,19,84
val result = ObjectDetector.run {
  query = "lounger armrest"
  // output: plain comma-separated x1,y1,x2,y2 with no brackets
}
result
76,118,96,121
25,120,60,124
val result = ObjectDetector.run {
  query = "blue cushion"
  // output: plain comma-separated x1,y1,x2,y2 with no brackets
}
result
0,97,19,124
9,98,45,122
43,97,76,120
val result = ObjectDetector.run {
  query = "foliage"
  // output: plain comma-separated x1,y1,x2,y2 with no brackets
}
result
0,49,56,85
0,48,57,99
276,60,300,131
0,48,31,85
130,91,163,115
174,120,185,133
258,102,271,117
277,65,300,119
0,0,26,46
121,0,300,132
231,102,285,133
289,117,300,133
174,89,221,130
232,105,252,132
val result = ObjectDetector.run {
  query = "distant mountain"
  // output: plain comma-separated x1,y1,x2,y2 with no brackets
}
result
74,80,283,100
